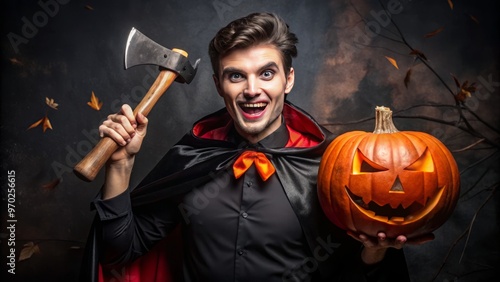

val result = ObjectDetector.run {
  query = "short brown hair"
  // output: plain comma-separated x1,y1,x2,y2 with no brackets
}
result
209,12,298,77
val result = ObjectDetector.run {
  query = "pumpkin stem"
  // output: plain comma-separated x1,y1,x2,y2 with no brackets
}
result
373,106,399,134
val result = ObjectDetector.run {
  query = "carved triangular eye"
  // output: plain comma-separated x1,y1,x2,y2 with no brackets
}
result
353,149,388,174
405,148,434,172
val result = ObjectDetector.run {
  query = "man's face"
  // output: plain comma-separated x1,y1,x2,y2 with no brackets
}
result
214,44,295,143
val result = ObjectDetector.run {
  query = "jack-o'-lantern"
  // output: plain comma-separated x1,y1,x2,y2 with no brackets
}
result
318,106,460,238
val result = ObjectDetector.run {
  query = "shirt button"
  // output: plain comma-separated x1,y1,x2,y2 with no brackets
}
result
246,181,253,187
241,212,248,218
238,249,244,256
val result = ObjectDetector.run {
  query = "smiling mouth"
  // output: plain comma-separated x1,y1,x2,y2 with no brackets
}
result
240,102,267,115
345,185,445,223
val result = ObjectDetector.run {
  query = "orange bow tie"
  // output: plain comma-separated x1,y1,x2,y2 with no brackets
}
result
233,151,276,181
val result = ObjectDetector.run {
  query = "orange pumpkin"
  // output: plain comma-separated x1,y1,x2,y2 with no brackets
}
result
318,106,460,238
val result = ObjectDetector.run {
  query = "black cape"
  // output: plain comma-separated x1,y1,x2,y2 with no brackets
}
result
80,101,409,282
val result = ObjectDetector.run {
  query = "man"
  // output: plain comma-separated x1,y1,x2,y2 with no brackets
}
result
82,12,428,281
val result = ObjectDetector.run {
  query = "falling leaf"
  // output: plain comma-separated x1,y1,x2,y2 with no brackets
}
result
456,88,471,102
451,73,461,88
461,81,477,93
409,50,428,61
85,4,94,10
469,14,479,25
424,27,444,38
451,75,478,103
41,178,61,191
19,242,40,262
45,97,59,110
87,91,103,111
28,118,44,130
404,68,412,89
9,58,23,66
447,0,453,10
384,56,399,70
27,116,53,132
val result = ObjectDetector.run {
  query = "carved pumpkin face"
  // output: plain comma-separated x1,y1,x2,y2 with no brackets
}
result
318,107,460,238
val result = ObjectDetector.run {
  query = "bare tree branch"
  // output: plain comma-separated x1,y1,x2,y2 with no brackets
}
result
453,139,486,153
459,184,498,263
459,150,500,176
460,168,490,200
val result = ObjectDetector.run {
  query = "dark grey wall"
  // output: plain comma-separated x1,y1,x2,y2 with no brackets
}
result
1,0,499,281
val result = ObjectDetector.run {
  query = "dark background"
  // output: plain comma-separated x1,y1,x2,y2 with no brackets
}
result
1,0,499,281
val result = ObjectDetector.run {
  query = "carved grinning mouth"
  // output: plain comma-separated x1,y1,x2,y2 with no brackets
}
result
345,185,445,223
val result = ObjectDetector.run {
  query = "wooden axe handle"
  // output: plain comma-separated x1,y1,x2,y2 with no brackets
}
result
74,49,187,182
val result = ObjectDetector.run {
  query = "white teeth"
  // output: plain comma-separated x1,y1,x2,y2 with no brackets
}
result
241,103,267,108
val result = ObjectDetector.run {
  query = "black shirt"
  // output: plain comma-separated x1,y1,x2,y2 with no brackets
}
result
94,121,315,281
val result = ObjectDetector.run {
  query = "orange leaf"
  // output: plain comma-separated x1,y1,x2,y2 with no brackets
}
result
469,14,479,25
451,75,477,103
87,91,103,111
28,118,44,130
43,116,53,132
409,50,428,61
451,73,461,88
456,89,471,102
41,178,61,191
9,58,23,66
448,0,453,10
404,68,412,89
424,27,444,38
27,116,53,132
462,81,477,93
45,97,59,110
18,242,40,262
384,56,399,70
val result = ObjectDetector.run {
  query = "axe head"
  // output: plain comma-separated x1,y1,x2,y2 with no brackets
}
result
125,27,200,84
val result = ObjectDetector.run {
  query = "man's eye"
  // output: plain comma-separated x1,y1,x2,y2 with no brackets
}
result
261,70,274,79
229,73,243,81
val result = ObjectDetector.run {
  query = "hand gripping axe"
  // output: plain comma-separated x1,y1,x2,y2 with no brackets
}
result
74,28,200,182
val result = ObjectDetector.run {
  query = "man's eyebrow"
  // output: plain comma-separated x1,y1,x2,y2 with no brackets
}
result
221,62,280,76
259,62,280,72
221,67,242,76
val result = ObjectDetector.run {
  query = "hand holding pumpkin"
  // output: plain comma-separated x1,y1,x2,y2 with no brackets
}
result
347,231,435,264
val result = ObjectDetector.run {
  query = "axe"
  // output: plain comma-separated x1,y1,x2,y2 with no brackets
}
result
74,28,200,182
